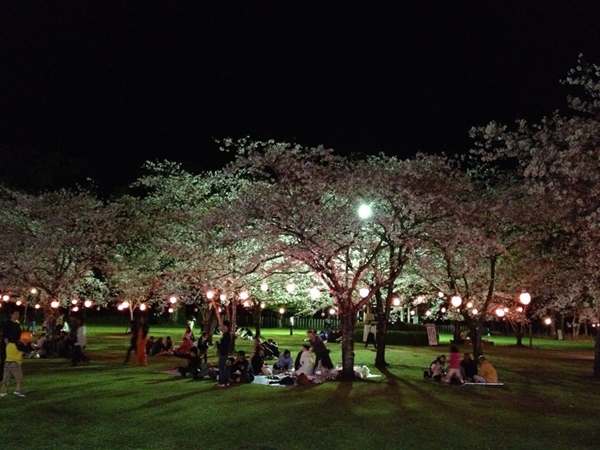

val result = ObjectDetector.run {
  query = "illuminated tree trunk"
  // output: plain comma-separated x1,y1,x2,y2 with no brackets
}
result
339,298,357,380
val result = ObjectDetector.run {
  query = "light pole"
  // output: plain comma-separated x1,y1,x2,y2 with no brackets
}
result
519,291,532,348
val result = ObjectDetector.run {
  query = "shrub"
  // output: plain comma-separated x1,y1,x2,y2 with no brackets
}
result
353,328,429,346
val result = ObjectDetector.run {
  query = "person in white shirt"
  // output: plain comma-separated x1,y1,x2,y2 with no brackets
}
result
295,344,314,377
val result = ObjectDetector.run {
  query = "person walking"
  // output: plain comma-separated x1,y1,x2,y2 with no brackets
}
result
124,320,138,364
365,322,377,348
135,316,149,367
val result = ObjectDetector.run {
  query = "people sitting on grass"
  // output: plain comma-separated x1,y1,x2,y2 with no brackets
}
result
443,346,465,385
145,336,155,355
177,346,202,378
231,350,254,383
460,352,478,382
295,344,314,377
424,355,446,381
27,333,49,359
174,337,193,357
473,355,498,384
273,349,293,374
164,336,174,354
182,326,195,343
251,347,271,376
261,339,280,359
150,337,170,356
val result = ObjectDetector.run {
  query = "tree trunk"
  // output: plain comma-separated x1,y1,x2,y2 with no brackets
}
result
452,319,461,344
340,305,357,380
471,322,484,357
515,323,524,346
374,290,392,367
253,303,262,337
594,335,600,377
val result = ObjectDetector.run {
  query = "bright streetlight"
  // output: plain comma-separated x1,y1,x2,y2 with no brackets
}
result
357,204,373,219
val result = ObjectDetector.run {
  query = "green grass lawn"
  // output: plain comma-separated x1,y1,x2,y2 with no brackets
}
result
2,326,599,450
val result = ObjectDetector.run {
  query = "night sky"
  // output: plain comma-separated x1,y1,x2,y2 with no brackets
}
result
1,2,600,195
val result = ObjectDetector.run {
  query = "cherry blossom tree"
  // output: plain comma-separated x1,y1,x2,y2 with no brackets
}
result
219,140,464,377
470,56,600,374
0,185,122,316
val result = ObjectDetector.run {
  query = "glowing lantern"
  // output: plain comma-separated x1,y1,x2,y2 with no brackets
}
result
16,300,22,306
2,295,9,301
279,307,285,315
34,304,40,309
51,300,60,309
30,288,38,294
220,294,227,302
472,308,478,315
168,307,174,313
286,283,296,294
72,299,79,305
519,292,531,305
425,310,432,317
392,297,401,307
329,307,336,315
260,302,266,309
260,283,268,292
84,300,92,308
516,306,523,313
466,301,473,309
239,291,249,300
243,300,250,308
139,303,147,311
438,291,445,298
441,307,447,313
495,308,505,317
72,306,79,312
544,317,552,325
451,295,462,308
169,296,177,304
117,304,124,311
206,291,214,299
359,288,370,298
410,310,416,316
121,301,130,309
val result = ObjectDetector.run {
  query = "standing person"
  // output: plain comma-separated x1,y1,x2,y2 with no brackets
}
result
71,318,87,366
1,332,28,398
365,322,377,348
216,320,231,387
124,320,139,364
135,316,149,367
1,310,22,376
443,345,464,384
307,330,333,371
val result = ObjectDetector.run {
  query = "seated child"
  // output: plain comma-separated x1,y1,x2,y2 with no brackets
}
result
177,346,202,378
273,349,293,374
230,350,254,383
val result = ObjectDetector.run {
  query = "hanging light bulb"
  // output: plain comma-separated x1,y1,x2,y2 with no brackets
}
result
392,297,401,307
451,295,462,308
309,287,321,299
286,283,296,293
51,300,60,309
169,296,177,304
260,283,268,292
206,290,214,299
359,287,370,298
239,291,249,300
496,308,505,317
139,303,147,311
220,293,227,302
519,291,531,305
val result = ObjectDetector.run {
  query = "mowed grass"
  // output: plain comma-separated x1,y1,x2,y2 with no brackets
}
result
2,326,599,450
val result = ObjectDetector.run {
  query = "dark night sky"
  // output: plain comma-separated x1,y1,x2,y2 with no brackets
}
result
1,1,600,194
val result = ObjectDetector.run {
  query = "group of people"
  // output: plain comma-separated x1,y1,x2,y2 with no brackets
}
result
424,345,499,384
124,319,211,367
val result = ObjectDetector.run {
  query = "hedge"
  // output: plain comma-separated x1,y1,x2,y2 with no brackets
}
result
353,328,429,346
